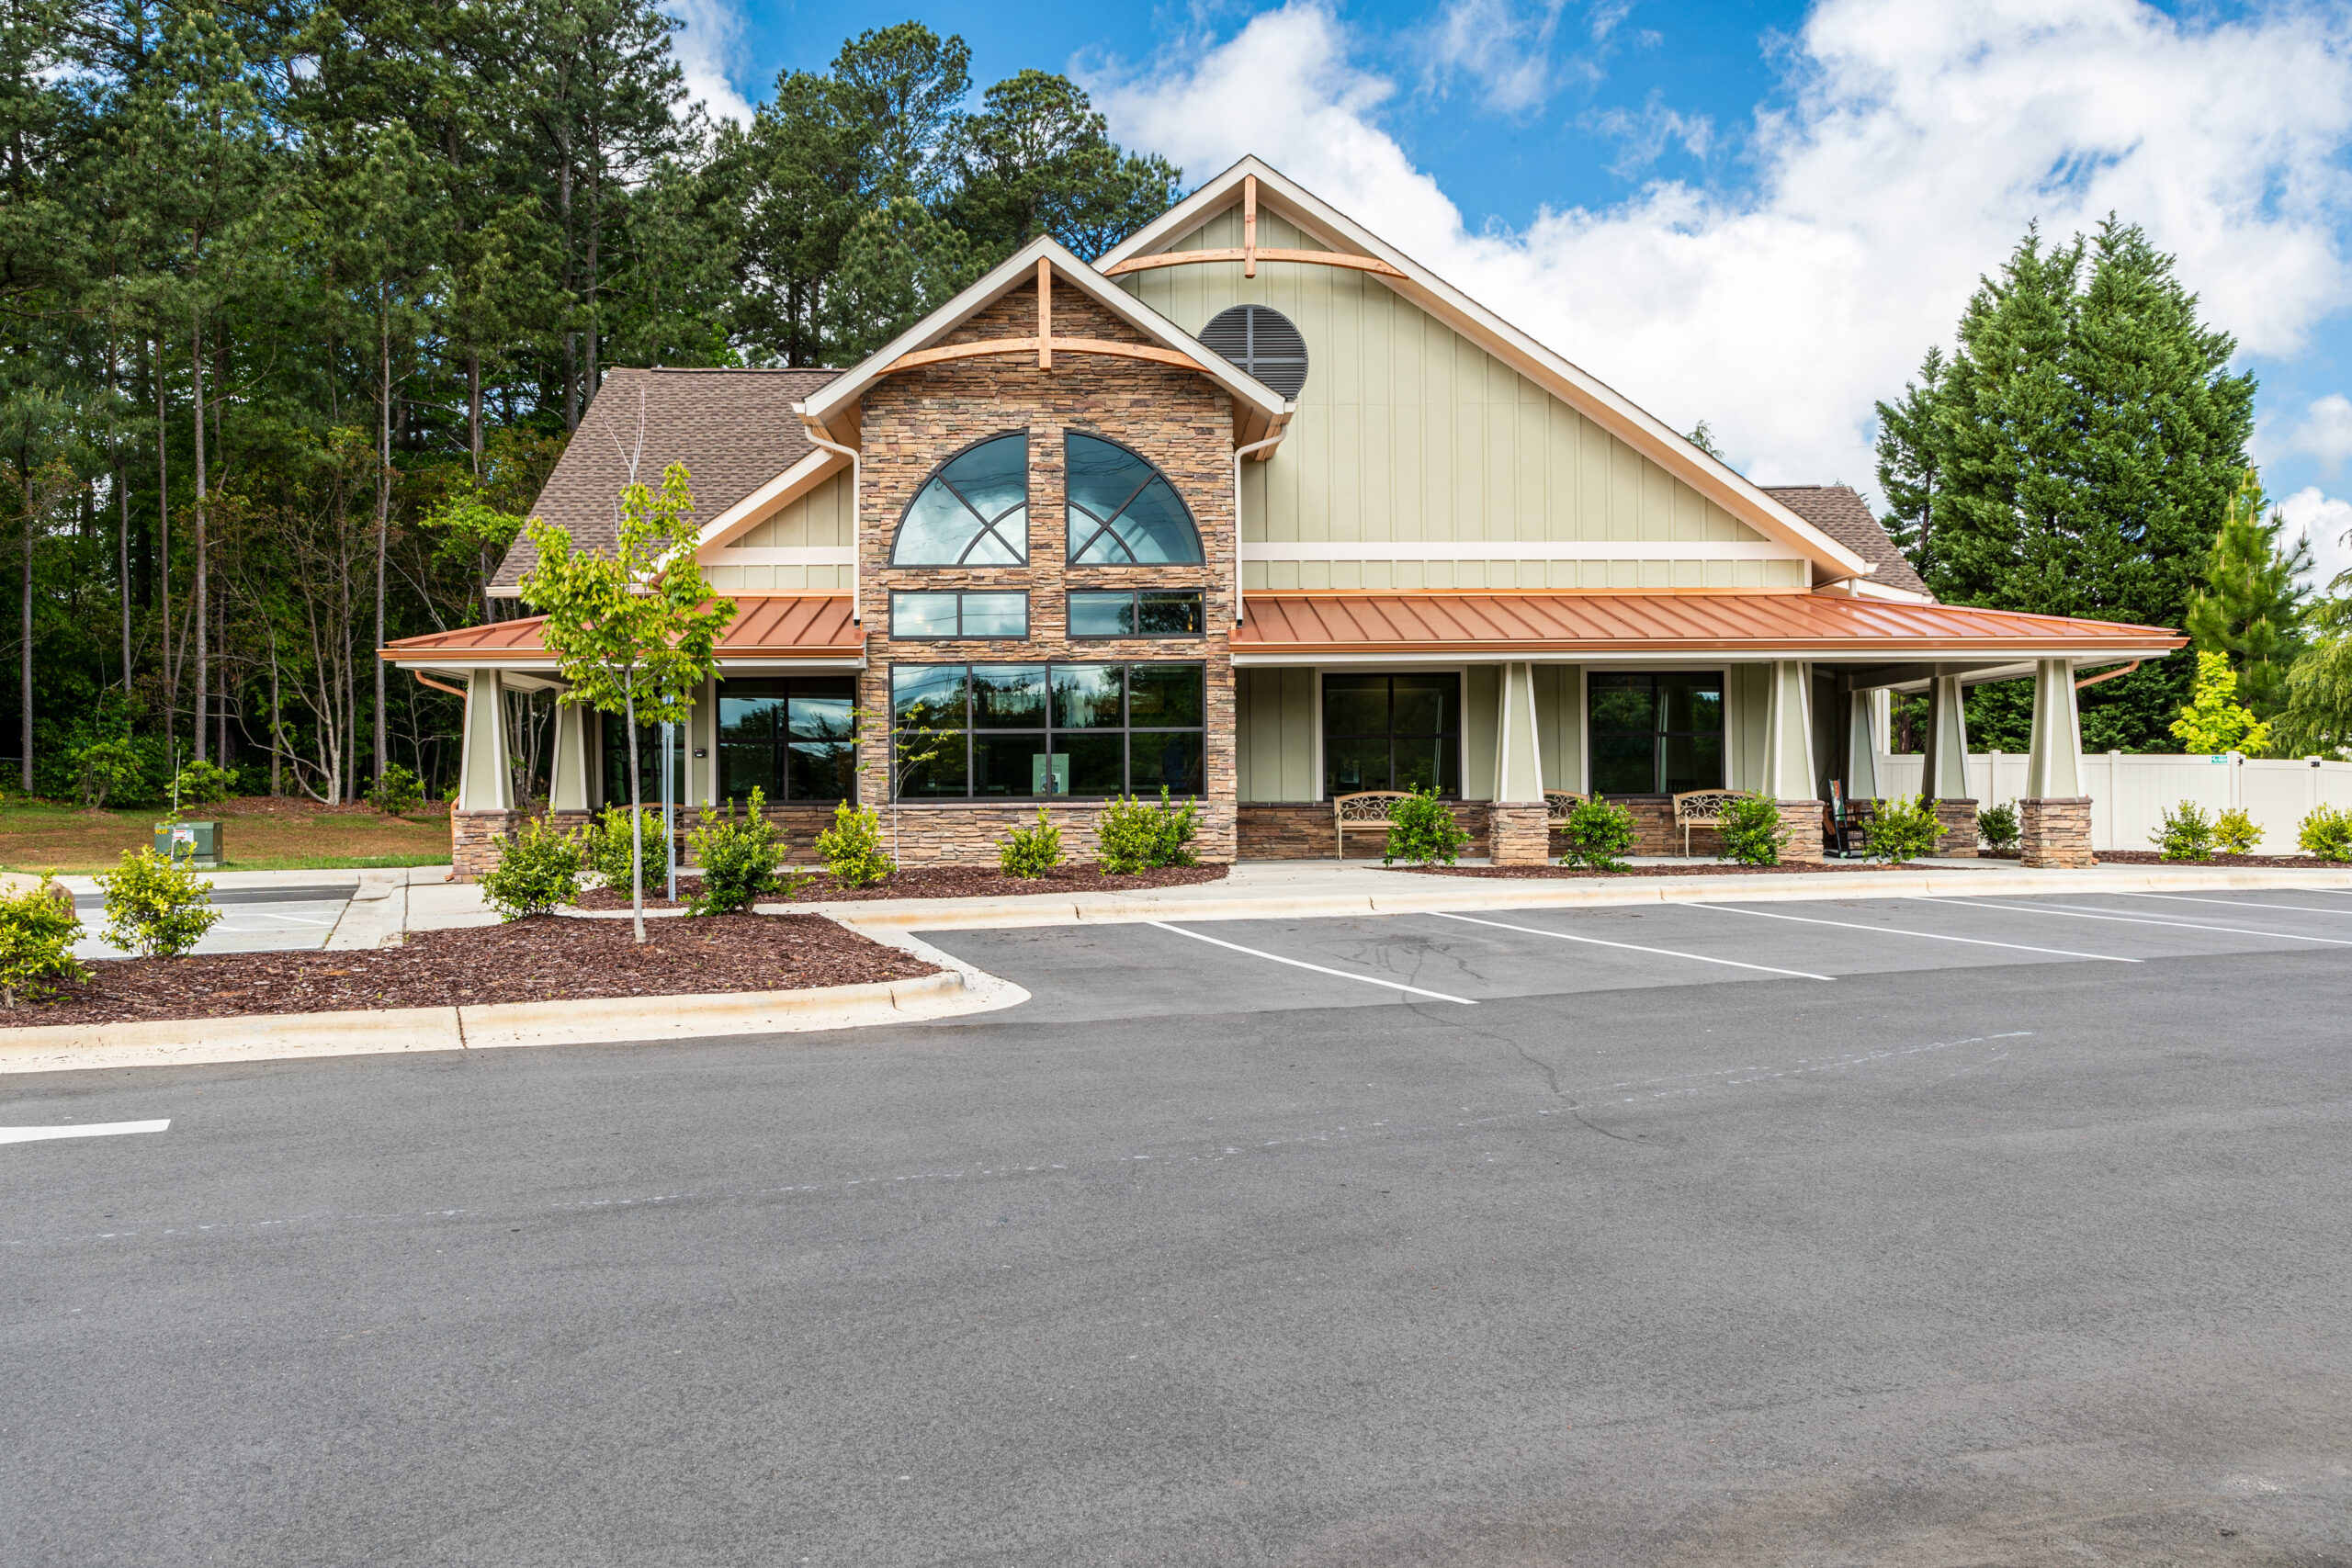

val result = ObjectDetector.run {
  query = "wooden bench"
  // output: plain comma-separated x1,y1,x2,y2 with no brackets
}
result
1332,790,1414,859
1670,789,1759,856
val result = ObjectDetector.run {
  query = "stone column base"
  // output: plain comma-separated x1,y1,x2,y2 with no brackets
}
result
1489,802,1550,865
1773,799,1827,865
449,808,524,882
2019,796,2094,868
1932,797,1979,857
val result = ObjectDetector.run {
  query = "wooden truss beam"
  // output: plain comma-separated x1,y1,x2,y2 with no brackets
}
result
1099,246,1407,281
884,336,1202,374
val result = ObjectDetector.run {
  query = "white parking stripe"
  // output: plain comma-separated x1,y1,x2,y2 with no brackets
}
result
2113,892,2352,918
1915,897,2352,947
238,912,335,927
1688,904,2141,963
0,1120,170,1145
1429,911,1836,981
1145,921,1477,1005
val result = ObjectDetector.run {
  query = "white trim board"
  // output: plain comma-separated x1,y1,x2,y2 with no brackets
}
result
706,547,857,566
1241,542,1804,562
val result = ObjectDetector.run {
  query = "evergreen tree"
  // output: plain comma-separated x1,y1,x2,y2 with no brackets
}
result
1871,345,1943,579
2183,467,2310,726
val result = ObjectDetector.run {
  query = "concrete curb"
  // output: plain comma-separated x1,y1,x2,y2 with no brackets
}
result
785,864,2352,931
0,966,978,1076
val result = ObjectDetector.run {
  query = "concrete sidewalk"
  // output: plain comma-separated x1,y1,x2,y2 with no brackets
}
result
371,856,2352,938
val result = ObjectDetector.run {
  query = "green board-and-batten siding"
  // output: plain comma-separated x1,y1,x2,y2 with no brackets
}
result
1120,209,1809,592
1235,662,1588,803
702,469,854,592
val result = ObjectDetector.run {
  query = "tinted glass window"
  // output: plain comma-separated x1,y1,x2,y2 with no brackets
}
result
889,662,1206,800
1066,433,1203,564
1589,671,1725,795
1321,673,1461,797
892,434,1029,565
713,677,856,805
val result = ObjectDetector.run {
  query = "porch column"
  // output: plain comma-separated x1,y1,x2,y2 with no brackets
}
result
1844,689,1882,801
2020,658,2093,868
1919,671,1976,855
452,669,519,882
1489,660,1548,864
548,700,591,820
1760,660,1825,863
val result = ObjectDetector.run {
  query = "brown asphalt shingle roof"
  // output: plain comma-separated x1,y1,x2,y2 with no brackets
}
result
491,367,842,591
1760,485,1931,599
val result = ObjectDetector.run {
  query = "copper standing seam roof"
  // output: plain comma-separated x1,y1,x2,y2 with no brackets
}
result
379,595,864,662
1232,593,2184,654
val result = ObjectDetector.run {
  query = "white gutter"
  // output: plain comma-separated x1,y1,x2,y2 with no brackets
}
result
797,416,863,623
1231,429,1286,626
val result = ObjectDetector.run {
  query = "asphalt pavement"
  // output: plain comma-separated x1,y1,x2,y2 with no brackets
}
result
6,887,2351,1565
68,882,358,960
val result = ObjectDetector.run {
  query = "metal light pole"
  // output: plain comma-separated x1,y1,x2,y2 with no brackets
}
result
662,720,677,903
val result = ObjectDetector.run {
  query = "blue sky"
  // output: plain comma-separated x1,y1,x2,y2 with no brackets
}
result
673,1,2352,585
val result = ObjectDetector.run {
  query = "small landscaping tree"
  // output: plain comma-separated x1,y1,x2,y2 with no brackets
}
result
2153,800,2216,861
1716,796,1783,865
2299,803,2352,863
816,801,893,886
1383,787,1469,867
1560,797,1636,871
75,739,146,810
1976,800,2021,855
480,818,585,919
2170,649,2270,755
0,877,88,1007
367,763,424,817
1099,787,1199,874
2212,807,2262,856
1000,807,1063,878
519,461,734,943
685,789,797,913
1865,795,1942,863
96,846,222,957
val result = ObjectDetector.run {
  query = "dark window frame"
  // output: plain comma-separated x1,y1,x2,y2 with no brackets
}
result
595,714,687,811
1320,671,1464,799
1066,588,1206,639
1063,431,1204,566
711,676,860,807
888,428,1031,568
889,660,1207,801
1585,669,1727,796
888,588,1031,640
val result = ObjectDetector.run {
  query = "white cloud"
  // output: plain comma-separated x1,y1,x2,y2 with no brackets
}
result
1426,0,1570,113
666,0,756,127
2276,392,2352,472
1093,0,2352,500
2279,486,2352,592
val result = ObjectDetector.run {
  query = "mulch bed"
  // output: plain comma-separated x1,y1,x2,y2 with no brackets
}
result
9,914,935,1029
1404,860,1970,879
565,863,1230,909
2087,851,2338,868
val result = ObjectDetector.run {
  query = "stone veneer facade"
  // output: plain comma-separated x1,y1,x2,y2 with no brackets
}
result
2018,795,2095,869
1930,797,1980,858
450,808,523,881
854,279,1239,865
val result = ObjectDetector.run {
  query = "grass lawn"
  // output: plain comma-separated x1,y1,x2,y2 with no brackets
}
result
0,797,453,874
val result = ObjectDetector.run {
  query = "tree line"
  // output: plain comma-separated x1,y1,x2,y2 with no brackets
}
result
1873,217,2350,758
6,4,1178,806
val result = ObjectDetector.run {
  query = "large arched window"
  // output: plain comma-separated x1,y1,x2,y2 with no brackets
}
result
1065,433,1203,565
891,433,1029,566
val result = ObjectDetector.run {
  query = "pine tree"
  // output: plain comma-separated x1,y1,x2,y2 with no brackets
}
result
2184,468,2311,726
1872,346,1943,579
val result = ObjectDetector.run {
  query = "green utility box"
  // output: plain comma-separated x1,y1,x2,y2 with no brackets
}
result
153,819,223,868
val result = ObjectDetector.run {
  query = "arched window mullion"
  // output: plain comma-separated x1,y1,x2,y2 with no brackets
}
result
1064,433,1201,566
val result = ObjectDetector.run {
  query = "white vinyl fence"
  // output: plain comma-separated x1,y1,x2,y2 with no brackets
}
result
1871,751,2352,853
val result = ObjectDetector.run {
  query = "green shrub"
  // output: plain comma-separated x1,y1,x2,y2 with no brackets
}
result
1716,796,1783,865
1561,796,1638,871
1382,787,1469,866
815,801,893,887
171,759,236,806
582,805,661,889
2212,807,2262,856
1866,795,1942,863
479,817,584,920
0,877,89,1006
2154,800,2216,862
1098,786,1199,874
1976,800,2020,854
95,846,221,957
74,739,147,810
1000,807,1064,878
2298,803,2352,863
367,762,425,817
685,789,797,913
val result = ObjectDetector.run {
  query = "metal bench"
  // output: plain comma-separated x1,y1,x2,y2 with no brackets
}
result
1670,789,1759,856
1332,790,1415,859
1544,791,1585,825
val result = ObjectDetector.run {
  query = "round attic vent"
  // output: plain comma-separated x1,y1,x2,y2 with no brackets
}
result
1199,304,1308,400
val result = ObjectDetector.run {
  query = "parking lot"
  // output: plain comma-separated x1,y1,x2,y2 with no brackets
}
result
924,885,2352,1020
67,882,357,960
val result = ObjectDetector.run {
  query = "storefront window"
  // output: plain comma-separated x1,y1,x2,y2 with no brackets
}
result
1322,673,1460,796
890,662,1205,799
1589,671,1724,794
717,678,856,803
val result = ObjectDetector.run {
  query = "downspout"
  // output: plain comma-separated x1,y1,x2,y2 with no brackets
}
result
1231,423,1287,627
2074,659,2139,692
799,416,862,623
